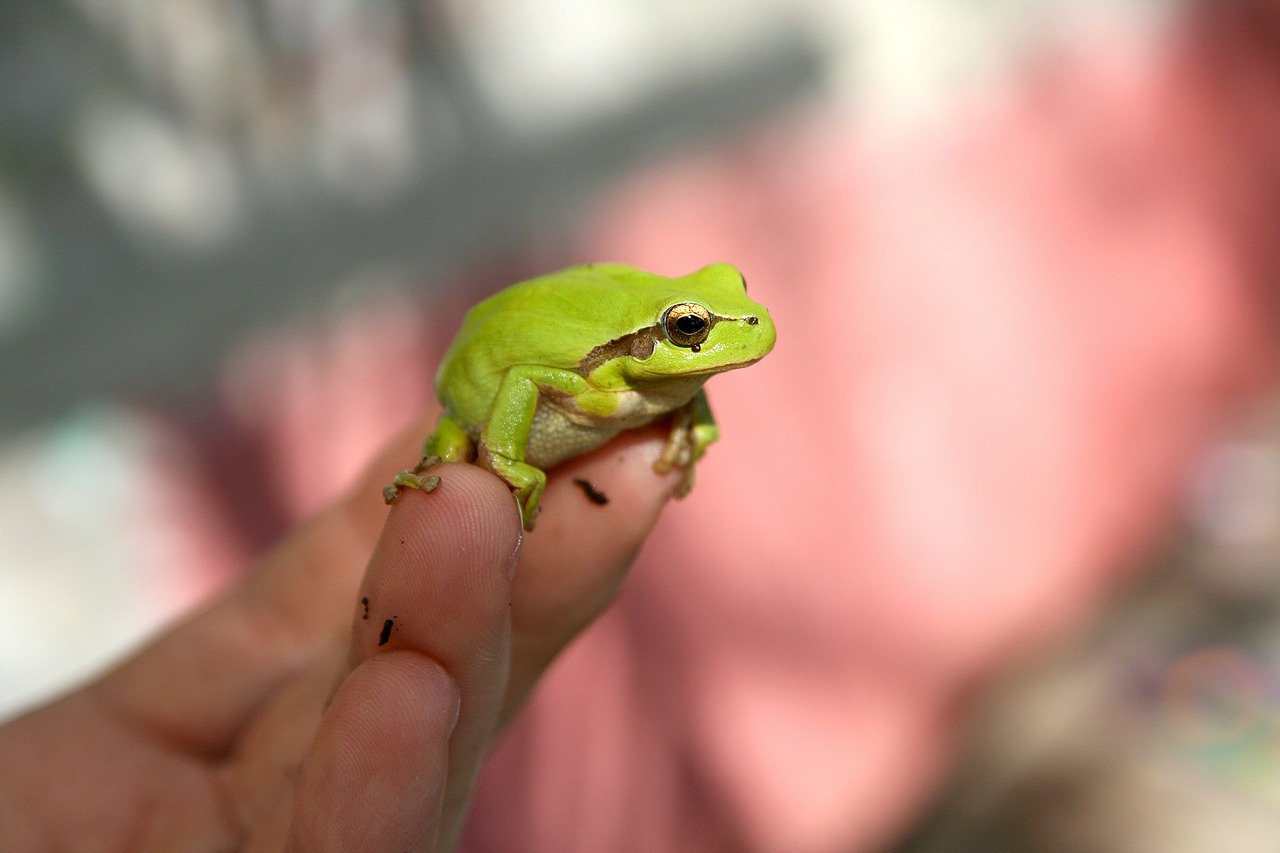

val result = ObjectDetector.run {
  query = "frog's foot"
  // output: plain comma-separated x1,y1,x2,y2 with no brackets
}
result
519,500,541,530
654,403,714,499
671,465,697,499
655,417,694,473
478,444,545,531
382,455,442,504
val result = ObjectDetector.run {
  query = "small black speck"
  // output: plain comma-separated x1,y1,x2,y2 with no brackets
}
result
573,478,609,505
378,619,394,646
399,539,405,545
360,597,369,620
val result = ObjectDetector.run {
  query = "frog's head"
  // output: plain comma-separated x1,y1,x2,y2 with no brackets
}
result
579,263,776,388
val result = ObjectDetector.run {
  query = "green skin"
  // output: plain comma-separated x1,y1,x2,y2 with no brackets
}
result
385,263,776,529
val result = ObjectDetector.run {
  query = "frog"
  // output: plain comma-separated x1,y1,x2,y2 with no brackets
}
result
384,262,775,530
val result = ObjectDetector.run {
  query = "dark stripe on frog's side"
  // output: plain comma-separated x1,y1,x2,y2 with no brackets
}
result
575,311,747,377
576,325,662,377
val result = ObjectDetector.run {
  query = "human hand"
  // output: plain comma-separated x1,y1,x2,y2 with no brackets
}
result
0,418,677,851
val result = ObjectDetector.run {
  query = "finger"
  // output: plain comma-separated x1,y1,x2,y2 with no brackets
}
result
90,412,440,754
502,425,681,716
346,462,522,850
285,651,458,853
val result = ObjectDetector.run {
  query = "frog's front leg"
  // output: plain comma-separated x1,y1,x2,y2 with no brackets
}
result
655,389,718,498
480,365,589,530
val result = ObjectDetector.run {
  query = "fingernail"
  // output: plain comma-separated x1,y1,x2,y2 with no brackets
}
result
507,524,523,582
446,686,462,734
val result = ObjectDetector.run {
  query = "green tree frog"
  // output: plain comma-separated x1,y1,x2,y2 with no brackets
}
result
384,262,775,529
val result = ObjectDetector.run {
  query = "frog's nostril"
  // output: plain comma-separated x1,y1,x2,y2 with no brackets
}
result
746,316,758,326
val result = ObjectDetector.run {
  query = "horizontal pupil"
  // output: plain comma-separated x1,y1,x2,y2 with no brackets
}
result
676,315,705,334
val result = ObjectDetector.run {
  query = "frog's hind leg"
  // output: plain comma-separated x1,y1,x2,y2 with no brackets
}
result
383,466,441,504
425,415,473,463
383,414,472,504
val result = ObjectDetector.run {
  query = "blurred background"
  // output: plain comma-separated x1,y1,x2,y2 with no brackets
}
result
7,1,1280,851
0,0,828,716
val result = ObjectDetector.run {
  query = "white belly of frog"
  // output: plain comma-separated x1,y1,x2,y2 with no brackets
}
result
521,383,704,468
522,404,630,468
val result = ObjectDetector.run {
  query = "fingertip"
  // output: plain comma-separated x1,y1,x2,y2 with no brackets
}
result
384,460,523,546
354,461,519,713
366,463,523,634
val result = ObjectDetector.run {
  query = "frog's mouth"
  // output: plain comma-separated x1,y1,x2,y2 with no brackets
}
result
629,349,770,384
673,353,768,376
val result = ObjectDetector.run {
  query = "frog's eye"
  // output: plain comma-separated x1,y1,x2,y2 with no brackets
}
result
663,302,712,348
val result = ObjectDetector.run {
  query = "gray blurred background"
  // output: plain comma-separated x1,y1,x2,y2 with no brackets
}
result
0,0,824,433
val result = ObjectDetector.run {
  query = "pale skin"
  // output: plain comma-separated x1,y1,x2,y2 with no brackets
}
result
0,418,682,852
